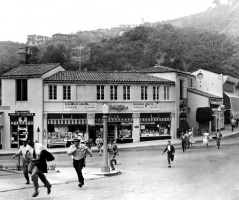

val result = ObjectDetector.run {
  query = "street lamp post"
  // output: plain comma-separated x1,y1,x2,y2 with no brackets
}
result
101,104,110,172
218,106,221,130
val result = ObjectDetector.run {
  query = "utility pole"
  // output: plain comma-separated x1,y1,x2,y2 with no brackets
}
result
18,46,31,64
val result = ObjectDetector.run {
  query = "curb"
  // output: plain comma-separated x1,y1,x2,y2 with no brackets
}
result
86,170,121,177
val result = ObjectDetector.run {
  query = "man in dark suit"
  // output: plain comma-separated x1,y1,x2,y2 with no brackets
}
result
162,140,175,168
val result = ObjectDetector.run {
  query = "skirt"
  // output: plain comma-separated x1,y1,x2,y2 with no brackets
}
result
203,138,209,144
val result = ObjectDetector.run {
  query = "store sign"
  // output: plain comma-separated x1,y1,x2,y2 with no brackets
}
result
109,104,128,111
9,111,35,116
64,103,97,111
132,103,159,111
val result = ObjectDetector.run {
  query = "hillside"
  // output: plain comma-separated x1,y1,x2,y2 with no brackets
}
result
155,0,239,38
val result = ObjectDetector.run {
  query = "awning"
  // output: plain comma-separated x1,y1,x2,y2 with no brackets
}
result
223,92,239,116
48,119,87,125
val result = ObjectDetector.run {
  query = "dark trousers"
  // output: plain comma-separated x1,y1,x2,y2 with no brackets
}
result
182,141,186,152
31,165,51,191
167,153,174,165
109,153,116,169
73,158,85,184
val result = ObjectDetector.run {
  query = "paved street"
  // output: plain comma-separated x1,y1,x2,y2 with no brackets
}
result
1,135,239,200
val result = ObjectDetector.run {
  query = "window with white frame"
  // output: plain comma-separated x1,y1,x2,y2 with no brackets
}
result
63,85,71,100
123,86,130,100
16,79,28,101
110,85,118,100
97,85,104,100
49,85,57,100
153,86,160,100
141,86,148,100
164,86,170,100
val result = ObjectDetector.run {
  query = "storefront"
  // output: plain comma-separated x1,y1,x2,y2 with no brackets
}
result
8,111,35,148
140,113,171,141
47,113,87,147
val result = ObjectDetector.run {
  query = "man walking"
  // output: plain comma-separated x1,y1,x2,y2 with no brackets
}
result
26,141,52,197
67,138,93,188
108,139,118,170
12,138,30,184
95,135,103,156
162,140,175,168
180,132,186,152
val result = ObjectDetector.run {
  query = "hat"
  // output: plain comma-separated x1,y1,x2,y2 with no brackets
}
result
20,138,27,142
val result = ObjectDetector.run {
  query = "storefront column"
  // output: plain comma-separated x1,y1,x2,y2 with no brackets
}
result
170,113,176,138
43,113,48,147
132,113,140,143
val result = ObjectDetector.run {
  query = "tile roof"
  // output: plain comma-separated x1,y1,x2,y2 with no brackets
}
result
2,63,61,78
188,88,222,99
138,65,193,76
44,71,175,84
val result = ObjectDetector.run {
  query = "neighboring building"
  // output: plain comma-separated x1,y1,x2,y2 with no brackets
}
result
27,34,51,46
51,33,78,46
0,64,64,149
139,65,195,136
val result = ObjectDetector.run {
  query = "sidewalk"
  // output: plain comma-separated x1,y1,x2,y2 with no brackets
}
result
0,125,238,156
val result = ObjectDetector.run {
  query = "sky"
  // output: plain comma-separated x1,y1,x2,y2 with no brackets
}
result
0,0,223,43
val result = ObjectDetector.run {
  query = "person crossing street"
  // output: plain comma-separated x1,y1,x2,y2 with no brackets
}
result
12,138,31,184
108,139,118,170
162,140,175,168
215,129,222,149
67,138,93,188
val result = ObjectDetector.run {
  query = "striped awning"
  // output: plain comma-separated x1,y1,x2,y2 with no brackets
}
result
48,119,87,125
95,118,133,123
140,118,171,122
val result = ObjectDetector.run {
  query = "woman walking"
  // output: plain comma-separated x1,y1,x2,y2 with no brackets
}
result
203,130,210,147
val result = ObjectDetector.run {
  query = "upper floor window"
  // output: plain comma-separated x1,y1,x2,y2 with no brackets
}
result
180,80,184,100
16,79,27,101
97,85,104,100
110,85,118,100
63,85,71,100
164,86,170,100
123,86,130,100
141,86,148,100
49,85,57,100
153,86,160,100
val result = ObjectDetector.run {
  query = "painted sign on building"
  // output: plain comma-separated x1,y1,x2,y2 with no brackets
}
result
64,103,97,111
132,103,160,111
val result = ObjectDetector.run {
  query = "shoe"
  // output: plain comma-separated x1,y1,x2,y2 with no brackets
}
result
111,168,115,171
47,185,51,195
32,191,39,197
168,165,171,168
25,181,30,185
78,183,83,188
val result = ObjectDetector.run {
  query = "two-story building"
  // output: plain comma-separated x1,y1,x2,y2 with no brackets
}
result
0,64,64,149
0,64,177,149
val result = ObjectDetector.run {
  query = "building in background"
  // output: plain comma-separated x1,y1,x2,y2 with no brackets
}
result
27,34,52,46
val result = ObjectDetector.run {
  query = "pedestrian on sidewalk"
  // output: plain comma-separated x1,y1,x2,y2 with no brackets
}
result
67,138,93,188
162,140,175,168
231,117,236,132
108,139,118,170
203,130,210,147
12,138,31,184
95,135,103,156
215,129,222,149
26,141,53,197
180,132,186,152
188,129,195,147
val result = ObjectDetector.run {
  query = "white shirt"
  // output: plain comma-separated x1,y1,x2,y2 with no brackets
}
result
167,145,171,151
17,145,30,160
67,144,92,160
25,143,46,160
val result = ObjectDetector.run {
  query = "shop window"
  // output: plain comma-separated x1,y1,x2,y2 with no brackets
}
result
49,85,57,100
16,79,27,101
118,124,132,138
153,86,159,100
97,85,104,100
140,122,170,137
164,86,170,100
141,86,148,100
110,85,118,100
63,85,71,100
123,86,130,100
